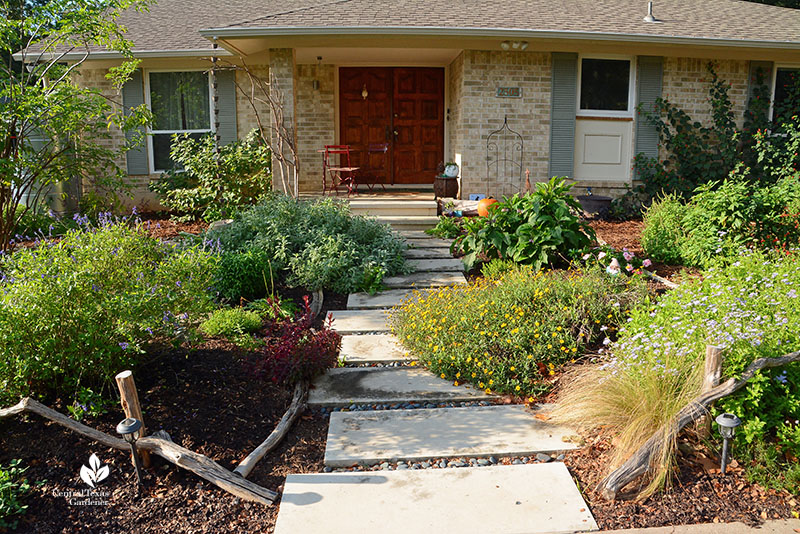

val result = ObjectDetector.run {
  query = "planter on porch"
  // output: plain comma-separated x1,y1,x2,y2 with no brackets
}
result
577,194,612,218
434,175,459,199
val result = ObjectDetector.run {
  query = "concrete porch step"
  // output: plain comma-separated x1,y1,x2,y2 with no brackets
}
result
324,404,580,467
308,367,491,407
403,247,452,259
274,463,598,534
349,199,437,217
404,237,453,248
339,334,412,364
408,258,464,272
373,215,439,231
328,310,390,334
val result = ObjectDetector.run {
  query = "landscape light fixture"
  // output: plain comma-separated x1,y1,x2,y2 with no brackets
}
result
500,40,528,51
715,413,742,475
116,417,145,485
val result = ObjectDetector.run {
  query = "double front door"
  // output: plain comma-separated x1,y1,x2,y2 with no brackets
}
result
339,67,444,185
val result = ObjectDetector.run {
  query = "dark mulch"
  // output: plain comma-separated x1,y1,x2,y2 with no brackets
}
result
138,212,209,240
0,340,328,534
564,432,797,530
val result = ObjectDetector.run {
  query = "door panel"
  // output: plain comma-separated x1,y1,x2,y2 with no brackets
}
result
392,68,444,184
339,67,443,185
339,67,392,184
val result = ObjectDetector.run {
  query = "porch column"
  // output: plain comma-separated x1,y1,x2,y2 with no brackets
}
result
268,48,299,194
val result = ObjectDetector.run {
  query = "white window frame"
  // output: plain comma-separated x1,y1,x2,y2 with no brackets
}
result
770,63,800,122
576,55,636,118
144,68,215,174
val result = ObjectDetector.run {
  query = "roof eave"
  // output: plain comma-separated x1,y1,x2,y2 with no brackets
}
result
198,25,800,50
11,48,234,63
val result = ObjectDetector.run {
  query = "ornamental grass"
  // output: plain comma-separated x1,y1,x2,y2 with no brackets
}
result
389,265,647,398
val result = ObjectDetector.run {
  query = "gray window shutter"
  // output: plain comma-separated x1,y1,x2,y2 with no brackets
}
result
216,70,238,145
747,60,773,122
121,69,149,175
635,56,663,178
549,52,578,179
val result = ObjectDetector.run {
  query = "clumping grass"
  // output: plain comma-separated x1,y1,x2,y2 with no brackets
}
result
555,250,800,496
200,308,263,338
390,265,648,398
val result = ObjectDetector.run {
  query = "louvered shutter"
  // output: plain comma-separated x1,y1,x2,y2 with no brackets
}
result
121,69,149,175
216,70,238,145
635,56,663,178
549,53,578,179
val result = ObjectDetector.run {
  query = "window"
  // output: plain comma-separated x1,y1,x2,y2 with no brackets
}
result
773,67,799,123
578,58,632,114
147,71,211,172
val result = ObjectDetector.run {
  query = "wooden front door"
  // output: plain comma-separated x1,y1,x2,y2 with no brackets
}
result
339,67,444,185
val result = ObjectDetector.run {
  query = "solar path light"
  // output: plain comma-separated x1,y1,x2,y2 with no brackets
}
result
715,413,742,475
116,417,145,485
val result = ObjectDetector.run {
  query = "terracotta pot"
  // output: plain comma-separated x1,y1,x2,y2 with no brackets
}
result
477,197,498,217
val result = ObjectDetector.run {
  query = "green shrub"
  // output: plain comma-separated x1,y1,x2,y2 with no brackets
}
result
426,216,462,239
480,258,518,279
13,204,74,242
0,460,34,530
454,177,596,271
0,220,217,404
390,266,647,398
245,296,300,320
209,195,410,294
213,247,271,302
149,130,272,222
556,250,800,495
640,193,685,264
200,308,262,338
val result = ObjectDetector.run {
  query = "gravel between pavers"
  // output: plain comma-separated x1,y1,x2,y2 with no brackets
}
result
321,452,568,473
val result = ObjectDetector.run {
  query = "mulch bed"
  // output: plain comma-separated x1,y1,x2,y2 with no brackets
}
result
0,339,327,534
138,212,209,240
564,431,797,530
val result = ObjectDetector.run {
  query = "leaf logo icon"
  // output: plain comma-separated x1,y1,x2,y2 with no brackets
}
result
80,454,110,488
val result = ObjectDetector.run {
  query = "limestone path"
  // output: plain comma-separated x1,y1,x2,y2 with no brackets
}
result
274,229,598,534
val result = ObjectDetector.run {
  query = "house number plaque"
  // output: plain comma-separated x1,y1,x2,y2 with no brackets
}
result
496,87,522,98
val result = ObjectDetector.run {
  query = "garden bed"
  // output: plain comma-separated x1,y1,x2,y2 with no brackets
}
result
0,340,327,533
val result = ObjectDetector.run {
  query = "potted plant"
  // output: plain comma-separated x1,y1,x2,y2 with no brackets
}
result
434,162,459,198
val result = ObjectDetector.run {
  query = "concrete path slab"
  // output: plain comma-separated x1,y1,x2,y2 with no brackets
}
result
404,238,452,248
404,247,452,259
395,230,437,239
340,334,412,364
407,258,464,272
324,405,578,466
308,367,491,406
328,310,389,334
383,271,467,288
346,288,415,309
274,463,598,534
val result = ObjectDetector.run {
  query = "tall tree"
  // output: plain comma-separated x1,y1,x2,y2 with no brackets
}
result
0,0,151,251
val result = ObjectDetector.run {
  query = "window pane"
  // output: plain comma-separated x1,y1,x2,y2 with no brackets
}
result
152,132,207,172
150,71,210,131
580,59,630,112
774,68,799,122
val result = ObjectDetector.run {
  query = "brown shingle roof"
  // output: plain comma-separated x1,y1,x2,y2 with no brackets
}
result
118,0,800,52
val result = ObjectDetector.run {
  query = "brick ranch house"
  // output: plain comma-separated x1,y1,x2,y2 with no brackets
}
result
68,0,800,205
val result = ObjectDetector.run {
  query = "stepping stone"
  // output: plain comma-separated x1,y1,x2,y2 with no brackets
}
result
347,288,415,309
324,405,579,467
340,334,412,364
383,271,467,289
407,258,464,272
274,463,598,534
308,367,491,406
395,230,437,239
404,247,452,259
328,310,389,334
404,238,452,248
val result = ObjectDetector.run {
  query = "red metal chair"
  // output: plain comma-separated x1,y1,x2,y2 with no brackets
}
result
322,145,359,196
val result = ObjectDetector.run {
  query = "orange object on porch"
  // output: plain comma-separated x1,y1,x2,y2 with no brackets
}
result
322,145,359,196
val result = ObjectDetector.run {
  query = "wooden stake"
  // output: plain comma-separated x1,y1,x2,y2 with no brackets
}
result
699,345,723,437
115,370,151,468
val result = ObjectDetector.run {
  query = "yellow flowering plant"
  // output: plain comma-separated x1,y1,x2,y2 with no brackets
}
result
390,265,647,398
